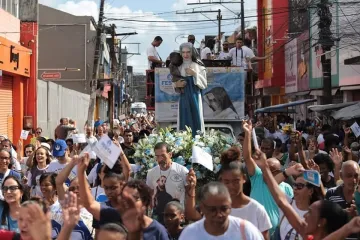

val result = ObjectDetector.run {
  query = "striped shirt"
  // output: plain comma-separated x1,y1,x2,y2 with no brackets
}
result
325,185,352,209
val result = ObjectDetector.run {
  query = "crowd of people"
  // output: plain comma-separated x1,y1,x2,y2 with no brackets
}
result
0,113,360,240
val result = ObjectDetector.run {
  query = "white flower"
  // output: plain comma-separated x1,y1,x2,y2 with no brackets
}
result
214,157,220,164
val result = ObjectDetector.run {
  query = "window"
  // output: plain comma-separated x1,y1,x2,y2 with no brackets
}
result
6,0,11,13
11,0,17,16
0,0,18,18
1,0,6,11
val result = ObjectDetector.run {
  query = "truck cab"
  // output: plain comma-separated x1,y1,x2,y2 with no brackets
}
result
130,102,147,115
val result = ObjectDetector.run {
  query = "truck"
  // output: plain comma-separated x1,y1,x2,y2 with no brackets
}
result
130,102,147,115
150,67,246,140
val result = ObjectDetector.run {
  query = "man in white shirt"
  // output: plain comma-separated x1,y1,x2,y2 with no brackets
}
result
229,37,267,70
217,41,231,60
146,36,164,69
146,142,188,225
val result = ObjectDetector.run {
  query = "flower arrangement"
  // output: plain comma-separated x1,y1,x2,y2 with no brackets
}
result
133,126,237,184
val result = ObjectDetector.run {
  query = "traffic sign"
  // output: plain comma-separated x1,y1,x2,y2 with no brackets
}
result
41,72,61,80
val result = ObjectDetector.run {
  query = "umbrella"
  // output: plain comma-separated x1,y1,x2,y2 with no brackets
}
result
332,102,360,120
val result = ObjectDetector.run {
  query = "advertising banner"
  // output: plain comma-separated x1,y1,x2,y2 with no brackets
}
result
263,0,273,81
285,38,298,93
155,67,245,122
297,32,310,91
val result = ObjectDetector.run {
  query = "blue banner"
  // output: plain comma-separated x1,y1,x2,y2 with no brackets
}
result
155,67,245,122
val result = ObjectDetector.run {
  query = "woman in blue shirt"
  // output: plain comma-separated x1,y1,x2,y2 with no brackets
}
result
0,175,28,232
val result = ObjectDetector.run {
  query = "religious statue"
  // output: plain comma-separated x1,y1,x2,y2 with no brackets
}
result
170,42,207,136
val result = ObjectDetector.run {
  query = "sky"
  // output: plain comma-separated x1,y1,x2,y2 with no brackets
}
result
39,0,258,73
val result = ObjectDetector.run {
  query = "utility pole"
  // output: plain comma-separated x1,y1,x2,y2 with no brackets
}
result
185,1,242,51
217,9,222,53
241,0,245,40
318,0,334,104
177,9,222,53
87,0,105,128
108,24,116,129
115,36,139,115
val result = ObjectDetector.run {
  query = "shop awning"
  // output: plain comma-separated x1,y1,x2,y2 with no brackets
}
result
255,99,317,114
309,88,339,96
344,56,360,65
308,101,360,113
340,85,360,91
332,102,360,120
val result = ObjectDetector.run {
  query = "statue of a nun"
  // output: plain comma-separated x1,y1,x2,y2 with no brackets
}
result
172,42,207,136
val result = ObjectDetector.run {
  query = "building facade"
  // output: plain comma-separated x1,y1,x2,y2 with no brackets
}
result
37,4,96,136
256,0,289,108
0,2,32,143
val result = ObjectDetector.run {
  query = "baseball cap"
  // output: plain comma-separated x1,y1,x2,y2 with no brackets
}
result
41,143,51,150
53,139,68,157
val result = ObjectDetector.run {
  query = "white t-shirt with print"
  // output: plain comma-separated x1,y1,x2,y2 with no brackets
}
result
229,46,255,69
279,196,307,240
91,186,107,203
179,215,264,240
146,44,159,69
88,163,99,185
146,162,188,218
46,160,77,186
230,198,272,233
218,51,231,60
50,201,93,240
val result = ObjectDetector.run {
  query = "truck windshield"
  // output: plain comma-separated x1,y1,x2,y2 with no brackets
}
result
131,108,146,114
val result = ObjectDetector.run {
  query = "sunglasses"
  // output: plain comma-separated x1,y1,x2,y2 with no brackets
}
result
293,183,311,190
2,185,20,192
36,131,42,134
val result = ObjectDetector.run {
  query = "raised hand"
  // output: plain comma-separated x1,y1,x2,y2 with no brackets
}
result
286,163,305,177
242,120,253,134
62,192,80,228
344,146,352,154
345,201,358,218
77,153,90,172
252,150,268,169
186,168,197,189
17,140,23,152
345,216,360,235
307,159,320,173
330,148,343,168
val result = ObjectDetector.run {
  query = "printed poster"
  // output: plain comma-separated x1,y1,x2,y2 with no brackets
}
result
155,67,245,122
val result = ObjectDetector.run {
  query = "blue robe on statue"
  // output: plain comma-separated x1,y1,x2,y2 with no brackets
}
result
177,61,207,137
